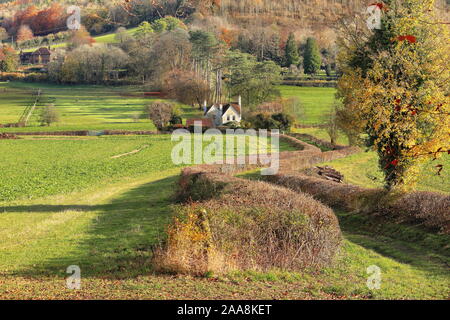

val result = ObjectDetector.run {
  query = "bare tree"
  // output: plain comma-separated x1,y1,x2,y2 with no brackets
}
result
163,70,211,107
40,104,59,126
145,101,174,131
325,105,339,146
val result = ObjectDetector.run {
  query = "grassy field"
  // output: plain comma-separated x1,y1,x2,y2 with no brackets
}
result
0,81,201,132
21,28,138,52
0,82,337,132
1,83,448,299
0,156,448,299
278,86,336,125
288,112,449,194
0,135,295,202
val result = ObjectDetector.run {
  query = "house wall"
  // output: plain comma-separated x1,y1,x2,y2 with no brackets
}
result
205,107,222,126
222,108,241,124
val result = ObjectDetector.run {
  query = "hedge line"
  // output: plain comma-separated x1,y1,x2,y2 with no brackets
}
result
153,166,342,275
266,173,450,234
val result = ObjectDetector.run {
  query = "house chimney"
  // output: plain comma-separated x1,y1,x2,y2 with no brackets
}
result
203,100,207,114
238,95,242,107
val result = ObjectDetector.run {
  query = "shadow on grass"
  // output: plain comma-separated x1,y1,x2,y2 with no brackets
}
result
335,211,450,277
238,174,450,278
10,175,178,279
0,205,99,213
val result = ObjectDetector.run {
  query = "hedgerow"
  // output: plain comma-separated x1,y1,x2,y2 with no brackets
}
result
153,168,342,275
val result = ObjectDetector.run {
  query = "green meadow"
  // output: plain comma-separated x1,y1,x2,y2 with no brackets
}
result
0,81,201,132
320,151,450,194
0,135,295,202
0,82,448,299
278,85,336,125
0,139,447,299
21,27,139,52
1,82,336,131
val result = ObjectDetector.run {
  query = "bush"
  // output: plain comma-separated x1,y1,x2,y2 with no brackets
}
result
154,170,342,275
169,114,183,126
144,101,174,130
248,112,294,132
267,173,450,234
39,104,60,126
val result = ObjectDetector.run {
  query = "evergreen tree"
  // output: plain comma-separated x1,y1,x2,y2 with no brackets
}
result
303,37,322,75
284,33,300,67
134,21,154,38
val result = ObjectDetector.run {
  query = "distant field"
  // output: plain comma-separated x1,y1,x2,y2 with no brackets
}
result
21,28,138,52
0,81,200,132
293,127,349,146
278,85,336,125
1,82,338,132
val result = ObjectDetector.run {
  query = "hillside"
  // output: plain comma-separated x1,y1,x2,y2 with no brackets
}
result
2,1,448,31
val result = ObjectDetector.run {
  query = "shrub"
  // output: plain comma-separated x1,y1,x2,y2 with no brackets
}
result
39,104,60,126
169,114,183,126
248,112,294,132
154,170,342,275
267,173,450,234
144,101,174,130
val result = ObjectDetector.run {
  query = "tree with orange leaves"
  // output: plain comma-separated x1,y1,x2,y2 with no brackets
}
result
68,26,95,49
16,24,33,41
0,46,18,72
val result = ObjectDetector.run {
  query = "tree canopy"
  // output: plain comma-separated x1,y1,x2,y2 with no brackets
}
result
303,37,322,75
337,0,449,191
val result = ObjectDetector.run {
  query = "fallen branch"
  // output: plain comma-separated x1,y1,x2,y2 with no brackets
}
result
111,145,149,159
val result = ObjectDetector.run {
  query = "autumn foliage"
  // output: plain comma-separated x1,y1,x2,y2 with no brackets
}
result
4,3,67,37
337,0,449,191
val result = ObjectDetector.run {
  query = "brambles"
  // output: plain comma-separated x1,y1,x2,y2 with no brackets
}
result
154,167,342,275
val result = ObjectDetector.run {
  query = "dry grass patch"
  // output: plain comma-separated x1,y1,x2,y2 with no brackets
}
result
153,169,342,276
267,173,450,234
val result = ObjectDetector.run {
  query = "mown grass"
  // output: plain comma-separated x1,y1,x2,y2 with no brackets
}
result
278,85,336,125
0,170,448,299
0,83,337,131
0,81,201,132
0,135,294,202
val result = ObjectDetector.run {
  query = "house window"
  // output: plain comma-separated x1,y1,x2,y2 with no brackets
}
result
232,116,236,121
227,116,230,121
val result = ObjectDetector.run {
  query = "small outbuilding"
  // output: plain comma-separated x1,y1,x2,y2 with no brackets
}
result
20,47,52,65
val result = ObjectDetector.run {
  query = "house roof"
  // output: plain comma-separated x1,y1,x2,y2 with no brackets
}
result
186,118,214,128
32,47,51,56
204,103,241,116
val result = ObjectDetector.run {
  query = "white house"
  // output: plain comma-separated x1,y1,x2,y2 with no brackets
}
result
203,96,242,127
